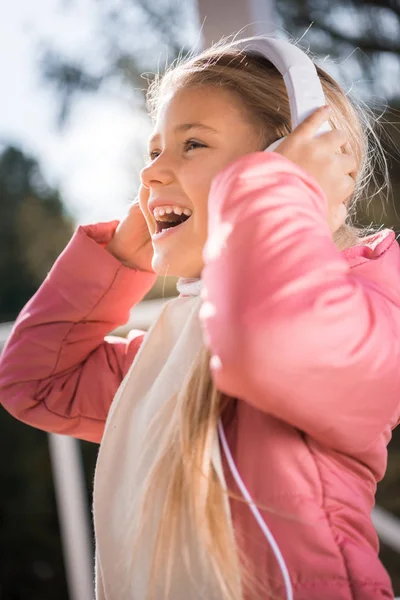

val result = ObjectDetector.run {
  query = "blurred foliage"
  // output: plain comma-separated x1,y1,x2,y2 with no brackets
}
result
39,0,400,127
279,0,400,98
1,0,400,598
39,0,195,126
0,145,74,322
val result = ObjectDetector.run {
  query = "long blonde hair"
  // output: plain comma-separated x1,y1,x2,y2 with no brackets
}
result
136,35,391,600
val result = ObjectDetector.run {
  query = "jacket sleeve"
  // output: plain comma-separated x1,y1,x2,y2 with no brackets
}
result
200,151,400,454
0,221,157,444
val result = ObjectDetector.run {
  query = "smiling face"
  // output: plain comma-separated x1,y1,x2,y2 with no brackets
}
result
139,84,263,278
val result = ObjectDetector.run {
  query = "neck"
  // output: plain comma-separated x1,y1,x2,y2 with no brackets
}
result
176,276,202,297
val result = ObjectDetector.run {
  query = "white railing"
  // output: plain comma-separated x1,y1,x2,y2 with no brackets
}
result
1,297,400,600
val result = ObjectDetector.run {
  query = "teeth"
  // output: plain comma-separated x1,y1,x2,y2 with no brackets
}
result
153,205,192,219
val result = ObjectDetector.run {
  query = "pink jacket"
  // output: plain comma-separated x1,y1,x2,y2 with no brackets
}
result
1,151,399,599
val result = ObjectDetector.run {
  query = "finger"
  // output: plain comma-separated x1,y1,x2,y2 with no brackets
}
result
128,190,145,213
291,105,332,139
339,153,358,176
317,128,348,151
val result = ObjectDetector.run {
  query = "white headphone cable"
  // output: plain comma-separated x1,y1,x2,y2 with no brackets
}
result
217,418,293,600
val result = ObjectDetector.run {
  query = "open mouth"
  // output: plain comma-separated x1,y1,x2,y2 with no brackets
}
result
155,212,191,234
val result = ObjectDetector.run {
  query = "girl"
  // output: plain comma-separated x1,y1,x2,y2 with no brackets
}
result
1,35,399,600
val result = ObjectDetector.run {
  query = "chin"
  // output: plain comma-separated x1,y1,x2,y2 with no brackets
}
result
151,253,203,279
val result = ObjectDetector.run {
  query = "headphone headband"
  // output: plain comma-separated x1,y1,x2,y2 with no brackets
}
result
230,37,331,151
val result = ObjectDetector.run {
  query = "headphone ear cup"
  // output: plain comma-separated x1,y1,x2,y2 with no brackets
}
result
265,136,287,152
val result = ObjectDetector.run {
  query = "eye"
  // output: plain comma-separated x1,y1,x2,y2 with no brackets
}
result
184,139,206,152
147,139,206,161
148,149,160,161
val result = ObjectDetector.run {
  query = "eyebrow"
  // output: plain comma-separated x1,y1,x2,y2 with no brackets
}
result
148,123,218,145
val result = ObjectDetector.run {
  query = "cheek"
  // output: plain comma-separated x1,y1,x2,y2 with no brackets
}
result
182,160,228,229
185,167,213,205
188,180,209,228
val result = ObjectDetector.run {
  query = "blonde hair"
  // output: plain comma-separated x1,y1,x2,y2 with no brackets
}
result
136,35,392,600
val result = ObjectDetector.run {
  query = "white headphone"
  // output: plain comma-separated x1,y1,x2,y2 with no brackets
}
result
216,36,332,600
232,36,331,151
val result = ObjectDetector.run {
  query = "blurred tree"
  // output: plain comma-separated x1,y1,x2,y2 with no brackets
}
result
278,0,400,102
39,0,196,126
0,145,74,322
39,0,400,127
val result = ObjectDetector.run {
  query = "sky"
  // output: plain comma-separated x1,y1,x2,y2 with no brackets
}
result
1,1,399,225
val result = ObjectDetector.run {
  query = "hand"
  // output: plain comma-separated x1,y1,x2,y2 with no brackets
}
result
105,185,154,272
275,105,357,234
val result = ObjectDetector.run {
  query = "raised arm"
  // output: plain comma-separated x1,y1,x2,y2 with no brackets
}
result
0,222,157,443
200,151,400,454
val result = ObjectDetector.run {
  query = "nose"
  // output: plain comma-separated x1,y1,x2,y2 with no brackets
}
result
140,153,174,189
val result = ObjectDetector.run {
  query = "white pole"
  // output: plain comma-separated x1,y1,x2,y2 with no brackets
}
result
48,434,94,600
195,0,277,48
372,505,400,554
